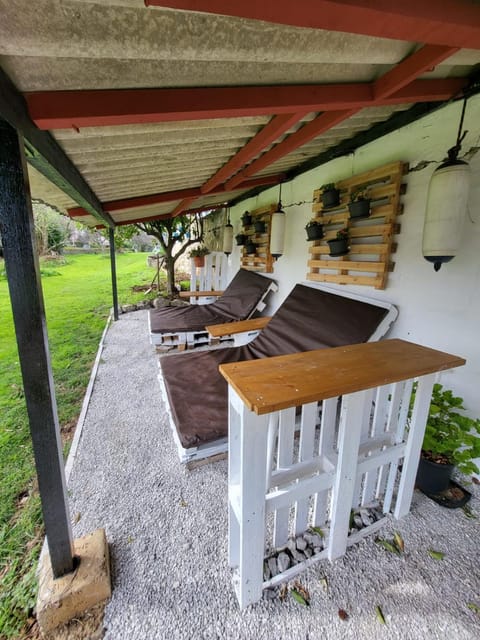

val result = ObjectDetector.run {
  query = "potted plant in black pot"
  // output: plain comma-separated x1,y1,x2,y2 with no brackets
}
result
320,183,340,208
327,227,349,256
245,240,257,255
188,245,210,268
235,233,247,246
253,219,266,233
413,383,480,506
348,187,371,219
241,211,252,227
305,219,324,241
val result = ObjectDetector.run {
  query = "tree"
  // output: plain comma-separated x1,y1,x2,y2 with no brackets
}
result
32,201,72,255
134,214,204,297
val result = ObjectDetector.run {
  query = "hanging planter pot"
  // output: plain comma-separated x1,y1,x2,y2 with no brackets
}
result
193,256,205,268
320,184,340,208
348,198,371,219
327,228,349,256
305,222,324,241
241,211,252,226
327,239,349,256
254,220,266,233
235,233,247,246
245,241,256,255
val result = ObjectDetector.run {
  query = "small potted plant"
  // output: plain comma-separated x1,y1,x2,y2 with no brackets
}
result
188,245,210,267
253,219,266,233
305,218,324,241
327,227,349,256
245,240,257,255
235,233,247,246
348,187,371,219
413,383,480,504
320,183,340,208
241,211,252,227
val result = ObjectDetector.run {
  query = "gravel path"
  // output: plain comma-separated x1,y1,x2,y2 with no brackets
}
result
67,310,480,640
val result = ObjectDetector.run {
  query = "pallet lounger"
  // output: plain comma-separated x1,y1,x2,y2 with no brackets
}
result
159,283,398,464
148,268,278,349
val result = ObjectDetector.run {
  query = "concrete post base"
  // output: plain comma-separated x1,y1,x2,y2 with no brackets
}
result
36,528,111,636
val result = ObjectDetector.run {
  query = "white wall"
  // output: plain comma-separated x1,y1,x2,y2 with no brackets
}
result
228,95,480,417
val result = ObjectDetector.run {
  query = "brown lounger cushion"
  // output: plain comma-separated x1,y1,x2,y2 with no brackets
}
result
150,268,274,334
161,284,389,449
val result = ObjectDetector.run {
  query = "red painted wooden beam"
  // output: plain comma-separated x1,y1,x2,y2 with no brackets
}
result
26,84,372,129
374,45,458,101
226,110,357,190
145,0,480,50
67,173,284,217
201,113,305,194
171,197,197,216
26,78,465,130
226,45,465,189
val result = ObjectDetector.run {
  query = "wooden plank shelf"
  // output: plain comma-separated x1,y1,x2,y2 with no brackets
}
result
220,339,465,415
240,204,276,274
307,161,407,289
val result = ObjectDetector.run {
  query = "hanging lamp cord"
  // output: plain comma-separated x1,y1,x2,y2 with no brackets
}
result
447,97,468,162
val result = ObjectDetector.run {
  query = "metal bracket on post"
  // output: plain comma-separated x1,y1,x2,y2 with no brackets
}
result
0,118,74,577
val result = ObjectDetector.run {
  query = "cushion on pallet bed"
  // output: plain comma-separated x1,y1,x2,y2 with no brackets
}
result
160,284,390,449
149,268,274,334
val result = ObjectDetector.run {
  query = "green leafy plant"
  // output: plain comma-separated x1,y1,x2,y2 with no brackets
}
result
188,245,210,258
350,186,369,202
335,227,349,241
305,218,322,230
320,182,336,192
412,383,480,475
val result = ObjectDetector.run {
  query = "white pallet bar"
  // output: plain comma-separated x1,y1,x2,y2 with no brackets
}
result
189,252,229,304
219,339,465,608
157,371,228,464
150,276,277,350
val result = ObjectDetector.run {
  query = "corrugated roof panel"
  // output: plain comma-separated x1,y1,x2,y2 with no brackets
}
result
1,1,477,223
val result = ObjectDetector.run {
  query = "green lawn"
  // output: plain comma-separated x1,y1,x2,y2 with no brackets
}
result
0,252,159,638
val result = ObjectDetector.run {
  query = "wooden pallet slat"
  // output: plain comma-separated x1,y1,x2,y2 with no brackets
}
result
240,204,276,274
307,161,407,289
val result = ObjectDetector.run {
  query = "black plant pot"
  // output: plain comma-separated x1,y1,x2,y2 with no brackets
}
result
327,238,349,256
245,242,256,255
241,212,252,226
321,188,340,208
235,234,247,246
416,456,454,495
306,225,324,241
348,199,371,219
254,220,266,233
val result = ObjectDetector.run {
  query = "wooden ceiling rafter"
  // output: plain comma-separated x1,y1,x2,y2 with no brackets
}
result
225,44,462,190
25,80,464,130
144,0,480,50
67,173,285,218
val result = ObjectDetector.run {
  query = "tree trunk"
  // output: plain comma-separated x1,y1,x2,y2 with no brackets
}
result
165,257,176,298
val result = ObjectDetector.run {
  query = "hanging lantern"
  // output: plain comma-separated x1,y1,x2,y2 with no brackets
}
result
222,209,233,256
422,160,470,271
422,98,471,272
270,201,286,260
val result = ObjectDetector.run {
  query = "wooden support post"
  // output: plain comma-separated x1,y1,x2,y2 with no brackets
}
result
328,390,366,562
0,119,74,577
394,373,435,519
108,227,119,321
228,388,269,609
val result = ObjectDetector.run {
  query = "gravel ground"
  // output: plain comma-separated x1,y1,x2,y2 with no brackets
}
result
67,310,480,640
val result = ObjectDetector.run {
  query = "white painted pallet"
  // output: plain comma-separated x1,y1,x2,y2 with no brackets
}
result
228,373,436,608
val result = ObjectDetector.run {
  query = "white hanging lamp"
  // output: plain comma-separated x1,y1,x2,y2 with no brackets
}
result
222,208,234,256
422,99,471,272
270,183,286,260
